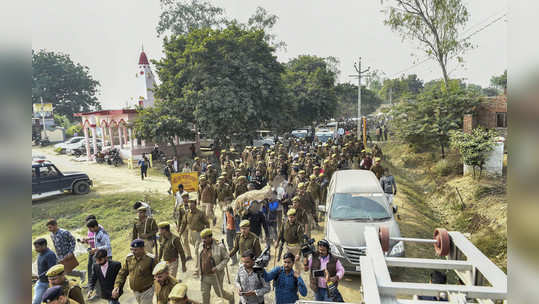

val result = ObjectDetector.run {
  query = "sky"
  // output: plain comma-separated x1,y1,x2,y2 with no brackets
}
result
32,0,507,109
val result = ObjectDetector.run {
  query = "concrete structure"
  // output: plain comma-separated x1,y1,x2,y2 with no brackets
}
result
74,48,199,161
463,95,507,135
464,138,505,177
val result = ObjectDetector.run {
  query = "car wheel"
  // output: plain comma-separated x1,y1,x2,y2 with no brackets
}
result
73,181,90,195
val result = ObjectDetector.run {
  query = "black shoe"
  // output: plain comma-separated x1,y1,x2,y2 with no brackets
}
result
213,218,217,226
186,256,192,261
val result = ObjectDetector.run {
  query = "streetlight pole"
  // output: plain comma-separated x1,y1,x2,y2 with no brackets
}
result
349,57,370,144
40,89,48,141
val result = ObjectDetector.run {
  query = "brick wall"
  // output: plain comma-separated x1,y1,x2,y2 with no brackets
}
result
463,114,474,134
476,96,507,129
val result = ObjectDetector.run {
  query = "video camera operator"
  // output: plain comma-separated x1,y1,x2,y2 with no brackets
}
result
303,239,345,302
235,250,270,304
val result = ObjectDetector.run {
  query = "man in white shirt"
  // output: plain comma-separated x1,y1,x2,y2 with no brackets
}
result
174,184,188,210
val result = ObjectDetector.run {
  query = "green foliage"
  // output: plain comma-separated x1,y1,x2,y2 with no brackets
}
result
134,100,194,157
156,0,226,37
482,87,500,97
153,25,287,143
66,124,82,137
432,159,453,177
335,83,383,119
379,74,423,102
32,50,101,120
282,55,337,128
490,70,507,90
449,127,497,179
391,80,480,158
384,0,472,85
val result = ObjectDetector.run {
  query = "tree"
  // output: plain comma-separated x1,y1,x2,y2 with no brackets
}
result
335,83,383,119
391,80,480,158
32,50,101,120
384,0,472,86
153,25,287,146
450,127,497,179
282,55,338,130
156,0,226,37
490,70,507,92
246,6,286,50
379,74,423,102
133,100,194,158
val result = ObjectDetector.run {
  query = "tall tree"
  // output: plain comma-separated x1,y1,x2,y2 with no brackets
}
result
282,55,338,129
156,0,226,37
391,80,479,158
153,25,287,146
32,50,101,120
384,0,472,86
379,74,424,102
490,70,507,92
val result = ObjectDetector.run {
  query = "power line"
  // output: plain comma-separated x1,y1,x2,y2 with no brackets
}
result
387,12,506,78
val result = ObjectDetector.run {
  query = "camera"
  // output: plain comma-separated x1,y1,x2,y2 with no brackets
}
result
300,235,316,256
313,269,325,277
253,247,271,273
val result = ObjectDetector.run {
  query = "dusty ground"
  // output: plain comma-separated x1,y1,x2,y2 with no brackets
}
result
32,145,440,303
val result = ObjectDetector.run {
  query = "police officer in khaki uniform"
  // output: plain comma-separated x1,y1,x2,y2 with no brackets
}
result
198,175,217,226
191,157,201,174
370,157,384,180
198,228,235,304
175,192,191,261
215,175,233,211
168,283,200,304
46,264,85,304
180,197,209,276
153,261,179,304
158,222,187,280
276,208,305,274
41,285,81,304
291,196,310,237
132,206,158,254
297,182,317,233
113,239,156,304
233,176,248,198
228,220,262,260
206,164,218,184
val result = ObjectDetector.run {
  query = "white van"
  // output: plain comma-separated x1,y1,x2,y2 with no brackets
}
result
321,170,404,274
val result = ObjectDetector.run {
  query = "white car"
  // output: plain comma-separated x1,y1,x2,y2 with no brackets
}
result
253,136,275,147
54,137,85,153
66,139,102,155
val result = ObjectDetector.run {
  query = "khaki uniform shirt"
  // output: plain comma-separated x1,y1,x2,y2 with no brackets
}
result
298,192,316,214
159,233,186,264
199,184,216,204
154,276,178,304
115,253,156,292
234,183,248,198
215,182,233,202
229,232,261,257
174,204,188,234
371,164,384,180
198,240,230,278
57,279,85,304
132,217,158,241
182,208,209,232
278,221,304,245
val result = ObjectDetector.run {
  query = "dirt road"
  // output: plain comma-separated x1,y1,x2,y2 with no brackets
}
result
33,147,170,195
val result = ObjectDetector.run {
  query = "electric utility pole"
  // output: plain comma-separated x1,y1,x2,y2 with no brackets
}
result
349,57,370,144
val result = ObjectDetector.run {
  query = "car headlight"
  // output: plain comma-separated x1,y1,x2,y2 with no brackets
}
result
388,241,405,256
328,241,343,257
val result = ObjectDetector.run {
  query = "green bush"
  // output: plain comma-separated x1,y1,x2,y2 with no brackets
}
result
66,124,82,137
432,159,453,177
401,151,421,168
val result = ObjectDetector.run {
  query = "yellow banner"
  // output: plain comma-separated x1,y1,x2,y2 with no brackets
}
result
33,103,53,113
171,172,199,193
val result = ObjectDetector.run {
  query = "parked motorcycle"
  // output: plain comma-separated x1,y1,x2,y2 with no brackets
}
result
94,151,106,164
105,148,122,167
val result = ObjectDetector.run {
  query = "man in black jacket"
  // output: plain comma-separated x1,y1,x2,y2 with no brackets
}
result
88,249,122,303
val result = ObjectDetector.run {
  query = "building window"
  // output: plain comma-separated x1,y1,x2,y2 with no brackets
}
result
496,112,507,128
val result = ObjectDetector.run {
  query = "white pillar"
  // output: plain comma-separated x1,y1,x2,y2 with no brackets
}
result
128,128,134,152
100,125,106,148
118,126,123,148
123,126,128,147
83,126,90,160
108,126,113,146
91,126,97,159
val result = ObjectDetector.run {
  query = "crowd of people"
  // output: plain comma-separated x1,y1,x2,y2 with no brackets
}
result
34,131,401,304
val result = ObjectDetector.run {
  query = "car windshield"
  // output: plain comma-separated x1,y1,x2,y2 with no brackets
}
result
69,138,83,144
330,193,390,221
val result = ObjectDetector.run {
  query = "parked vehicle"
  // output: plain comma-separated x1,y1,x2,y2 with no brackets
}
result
315,131,334,143
198,132,215,149
291,129,308,138
66,138,102,156
32,160,93,195
253,130,275,148
320,169,403,274
104,148,123,167
54,137,84,154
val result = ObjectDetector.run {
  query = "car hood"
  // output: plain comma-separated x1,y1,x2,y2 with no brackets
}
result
62,171,89,178
326,218,401,248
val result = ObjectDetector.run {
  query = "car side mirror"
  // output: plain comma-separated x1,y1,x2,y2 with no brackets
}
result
392,205,398,214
